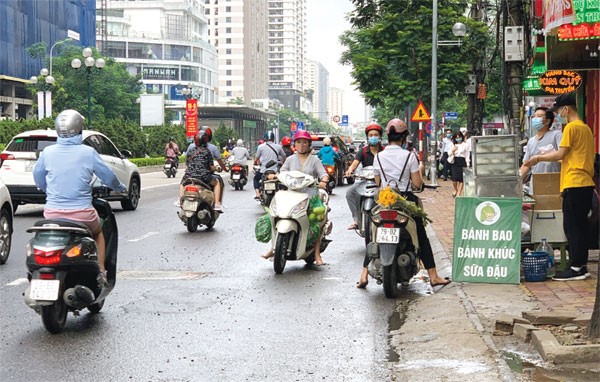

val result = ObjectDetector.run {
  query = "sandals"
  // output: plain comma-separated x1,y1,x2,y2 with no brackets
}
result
347,223,358,230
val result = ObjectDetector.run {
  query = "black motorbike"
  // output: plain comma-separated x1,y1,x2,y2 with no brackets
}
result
24,191,119,333
163,157,177,178
228,163,248,190
258,160,280,208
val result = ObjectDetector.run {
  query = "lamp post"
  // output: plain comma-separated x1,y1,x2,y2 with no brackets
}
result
71,47,105,128
49,38,73,76
29,68,55,120
430,8,466,186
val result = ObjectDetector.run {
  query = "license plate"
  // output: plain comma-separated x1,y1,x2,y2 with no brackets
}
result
164,164,171,169
376,227,400,244
264,182,276,191
29,279,60,301
232,174,240,180
182,200,198,211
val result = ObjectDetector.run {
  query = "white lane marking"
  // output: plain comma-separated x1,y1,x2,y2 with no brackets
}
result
322,277,343,281
142,182,180,191
7,278,28,286
128,231,159,242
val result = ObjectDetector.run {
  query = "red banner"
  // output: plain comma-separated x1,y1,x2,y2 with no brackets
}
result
558,22,600,40
185,99,198,139
544,0,576,31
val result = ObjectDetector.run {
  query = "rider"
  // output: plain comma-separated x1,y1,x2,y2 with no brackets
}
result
165,137,180,168
33,110,127,285
230,139,251,175
317,137,339,167
261,130,330,266
186,127,228,205
363,118,450,289
345,122,385,230
181,130,223,212
253,131,286,201
281,136,294,157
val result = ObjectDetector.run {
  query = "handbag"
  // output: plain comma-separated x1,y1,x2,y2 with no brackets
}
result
447,154,455,164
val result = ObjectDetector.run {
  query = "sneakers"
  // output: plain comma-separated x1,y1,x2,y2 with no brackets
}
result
254,196,261,202
213,203,224,213
552,266,590,281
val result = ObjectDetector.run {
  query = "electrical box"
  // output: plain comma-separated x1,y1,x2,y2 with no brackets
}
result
465,74,476,94
504,26,524,61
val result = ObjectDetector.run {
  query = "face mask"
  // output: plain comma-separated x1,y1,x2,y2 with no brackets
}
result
531,117,544,131
401,143,407,149
368,136,381,146
446,134,452,138
557,107,568,124
456,138,463,143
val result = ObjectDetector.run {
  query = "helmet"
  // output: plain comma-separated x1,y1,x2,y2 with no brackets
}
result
323,137,331,146
258,139,265,145
169,136,175,142
281,136,292,146
201,126,213,141
386,118,408,135
293,130,312,142
237,139,243,146
55,110,84,138
264,131,275,141
365,122,383,135
195,130,209,147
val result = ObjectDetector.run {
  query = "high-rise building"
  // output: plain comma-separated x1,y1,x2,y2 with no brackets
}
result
97,0,218,106
328,87,344,127
205,0,269,105
268,0,306,111
304,59,328,123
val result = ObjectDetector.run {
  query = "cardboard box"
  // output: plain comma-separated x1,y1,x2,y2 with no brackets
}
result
533,195,562,210
532,173,561,210
531,210,567,243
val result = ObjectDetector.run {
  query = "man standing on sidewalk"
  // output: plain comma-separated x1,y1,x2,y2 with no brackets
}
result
524,92,595,281
440,128,453,181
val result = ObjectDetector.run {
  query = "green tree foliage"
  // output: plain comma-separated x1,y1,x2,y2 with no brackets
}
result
214,122,237,149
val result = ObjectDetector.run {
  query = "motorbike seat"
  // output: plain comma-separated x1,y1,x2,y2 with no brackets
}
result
27,219,93,236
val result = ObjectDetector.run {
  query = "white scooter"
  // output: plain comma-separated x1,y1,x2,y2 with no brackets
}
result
268,171,332,274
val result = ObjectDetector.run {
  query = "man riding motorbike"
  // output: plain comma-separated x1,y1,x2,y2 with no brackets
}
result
261,130,330,266
186,127,227,206
230,139,251,172
318,137,340,167
32,109,127,285
254,131,286,201
281,136,294,157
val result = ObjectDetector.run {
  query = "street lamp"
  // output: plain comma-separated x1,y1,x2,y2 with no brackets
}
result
71,47,105,128
49,38,73,76
29,68,55,120
430,10,467,186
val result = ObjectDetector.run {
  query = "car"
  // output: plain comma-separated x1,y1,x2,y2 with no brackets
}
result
310,134,355,186
0,129,141,212
0,179,13,264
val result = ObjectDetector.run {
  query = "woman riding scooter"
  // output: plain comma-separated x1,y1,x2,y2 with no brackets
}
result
261,130,331,266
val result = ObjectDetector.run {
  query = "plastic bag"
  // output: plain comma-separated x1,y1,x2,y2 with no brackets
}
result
306,194,325,247
255,213,271,243
447,154,455,164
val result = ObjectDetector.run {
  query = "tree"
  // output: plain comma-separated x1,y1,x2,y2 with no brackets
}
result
213,122,237,150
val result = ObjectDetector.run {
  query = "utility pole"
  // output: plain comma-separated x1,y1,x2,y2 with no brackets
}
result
466,1,485,135
503,0,525,136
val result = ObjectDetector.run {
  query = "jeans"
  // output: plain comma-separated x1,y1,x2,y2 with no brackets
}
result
253,171,262,190
562,187,594,267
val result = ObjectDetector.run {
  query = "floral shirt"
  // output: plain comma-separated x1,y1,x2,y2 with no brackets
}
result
184,145,213,184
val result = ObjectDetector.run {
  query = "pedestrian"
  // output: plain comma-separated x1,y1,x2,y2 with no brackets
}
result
440,129,453,180
464,131,473,167
449,131,468,197
523,92,594,281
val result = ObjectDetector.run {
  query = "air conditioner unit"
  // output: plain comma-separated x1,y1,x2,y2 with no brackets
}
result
504,26,524,62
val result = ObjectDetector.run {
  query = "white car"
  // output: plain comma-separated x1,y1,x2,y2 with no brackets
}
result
0,129,141,212
0,179,13,264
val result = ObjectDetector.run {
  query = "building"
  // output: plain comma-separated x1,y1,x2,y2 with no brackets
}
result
328,86,344,127
304,59,329,123
0,0,96,119
267,0,306,112
205,0,269,105
97,0,218,109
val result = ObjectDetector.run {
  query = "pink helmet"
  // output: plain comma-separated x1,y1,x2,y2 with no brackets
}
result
293,130,312,142
386,118,408,135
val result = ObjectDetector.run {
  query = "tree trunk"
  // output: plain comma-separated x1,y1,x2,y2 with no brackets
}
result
587,257,600,339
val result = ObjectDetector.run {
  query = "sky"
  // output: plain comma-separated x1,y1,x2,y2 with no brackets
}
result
306,0,366,124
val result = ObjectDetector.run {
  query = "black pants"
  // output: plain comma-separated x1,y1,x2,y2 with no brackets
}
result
253,171,262,190
562,187,594,267
441,152,450,179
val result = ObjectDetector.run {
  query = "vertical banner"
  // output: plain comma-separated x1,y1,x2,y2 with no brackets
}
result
37,91,44,120
44,91,52,118
452,197,522,284
185,98,198,139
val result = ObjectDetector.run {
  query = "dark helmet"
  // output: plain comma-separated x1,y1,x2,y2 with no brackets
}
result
264,131,275,141
281,136,292,146
201,127,213,141
169,136,175,142
55,109,84,138
386,118,408,135
195,130,209,147
365,122,383,135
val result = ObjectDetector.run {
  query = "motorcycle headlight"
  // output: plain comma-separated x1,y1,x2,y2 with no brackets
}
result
290,198,309,216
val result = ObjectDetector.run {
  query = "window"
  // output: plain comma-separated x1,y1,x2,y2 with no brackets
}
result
225,38,231,44
226,48,231,54
226,6,231,12
226,17,231,22
226,59,232,65
226,80,232,86
226,91,232,96
226,27,231,33
226,70,232,75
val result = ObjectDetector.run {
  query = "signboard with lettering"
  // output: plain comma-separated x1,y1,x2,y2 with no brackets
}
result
538,70,582,94
452,197,521,284
142,66,179,80
543,0,576,31
185,99,198,139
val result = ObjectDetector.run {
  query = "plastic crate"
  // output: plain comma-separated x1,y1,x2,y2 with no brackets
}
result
522,251,548,282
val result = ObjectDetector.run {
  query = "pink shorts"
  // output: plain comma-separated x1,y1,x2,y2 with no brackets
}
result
44,207,102,235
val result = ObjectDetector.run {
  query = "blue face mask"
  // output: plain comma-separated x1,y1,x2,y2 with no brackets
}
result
456,138,463,143
446,134,452,138
368,136,381,146
531,117,544,131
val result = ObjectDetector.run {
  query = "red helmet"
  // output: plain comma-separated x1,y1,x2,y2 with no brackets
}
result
293,130,312,142
365,122,383,135
258,139,265,145
194,130,208,147
281,136,292,146
386,118,408,135
202,127,213,141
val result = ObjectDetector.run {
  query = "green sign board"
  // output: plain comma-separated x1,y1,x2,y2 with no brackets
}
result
573,0,600,24
243,120,257,129
452,197,522,284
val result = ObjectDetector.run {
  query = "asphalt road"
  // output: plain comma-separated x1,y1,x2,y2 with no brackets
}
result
0,170,409,381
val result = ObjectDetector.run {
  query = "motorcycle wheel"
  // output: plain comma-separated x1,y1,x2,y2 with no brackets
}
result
274,232,291,274
336,165,344,186
383,264,400,298
41,297,68,334
88,299,105,313
234,183,240,191
186,216,198,233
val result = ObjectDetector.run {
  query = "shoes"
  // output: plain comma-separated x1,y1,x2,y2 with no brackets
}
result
254,196,261,202
552,267,590,281
430,277,451,287
213,203,224,213
96,271,108,287
356,279,368,289
347,222,358,230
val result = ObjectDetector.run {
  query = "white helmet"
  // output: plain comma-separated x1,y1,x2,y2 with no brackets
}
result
237,139,243,146
323,137,331,146
55,110,84,138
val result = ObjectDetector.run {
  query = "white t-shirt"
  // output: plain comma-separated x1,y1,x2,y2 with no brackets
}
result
373,145,419,190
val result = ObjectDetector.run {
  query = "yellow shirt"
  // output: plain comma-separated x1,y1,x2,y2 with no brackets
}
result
558,119,595,191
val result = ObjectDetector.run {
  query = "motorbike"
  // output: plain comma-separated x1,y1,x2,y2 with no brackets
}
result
365,186,435,298
163,157,177,178
353,166,378,248
177,177,221,232
323,164,337,195
227,157,248,190
268,171,333,274
23,189,119,333
259,160,280,208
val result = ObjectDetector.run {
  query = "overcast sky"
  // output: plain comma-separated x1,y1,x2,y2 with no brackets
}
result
306,0,365,123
